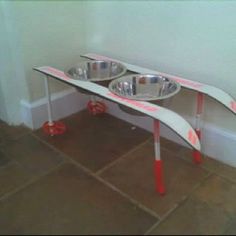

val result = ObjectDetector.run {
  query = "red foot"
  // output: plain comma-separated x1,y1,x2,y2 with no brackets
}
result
87,101,107,115
155,160,166,195
193,150,202,164
193,130,202,164
43,121,66,136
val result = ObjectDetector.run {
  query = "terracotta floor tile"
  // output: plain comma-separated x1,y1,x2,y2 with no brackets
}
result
179,147,236,183
0,163,157,235
159,137,185,155
0,147,33,198
1,134,65,177
224,217,236,235
191,175,236,214
35,111,150,172
0,120,30,146
0,149,11,168
150,175,236,235
1,111,236,235
203,158,236,183
100,142,209,217
149,197,229,235
0,162,32,198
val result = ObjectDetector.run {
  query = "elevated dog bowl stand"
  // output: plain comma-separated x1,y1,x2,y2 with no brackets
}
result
83,53,236,167
34,66,202,196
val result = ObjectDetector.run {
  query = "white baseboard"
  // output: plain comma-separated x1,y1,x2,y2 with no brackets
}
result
21,90,236,167
104,99,236,168
20,88,89,130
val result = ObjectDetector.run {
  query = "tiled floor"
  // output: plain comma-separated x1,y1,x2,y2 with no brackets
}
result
0,110,236,235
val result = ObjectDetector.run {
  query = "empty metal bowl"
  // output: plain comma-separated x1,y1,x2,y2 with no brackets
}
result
65,60,127,94
65,60,127,81
108,74,181,116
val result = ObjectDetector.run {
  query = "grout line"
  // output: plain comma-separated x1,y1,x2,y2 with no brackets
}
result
66,156,161,220
3,120,236,234
143,197,188,235
162,146,236,185
95,175,161,220
95,138,151,176
144,201,183,235
31,132,161,220
213,173,236,185
144,219,161,235
0,130,31,148
199,163,236,185
0,160,66,202
70,159,161,220
31,131,216,228
162,146,208,171
144,171,213,235
33,130,216,227
199,162,236,185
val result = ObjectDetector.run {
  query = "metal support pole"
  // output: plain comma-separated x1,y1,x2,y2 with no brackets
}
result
44,76,54,126
42,76,66,136
193,92,204,164
90,95,97,105
153,120,165,195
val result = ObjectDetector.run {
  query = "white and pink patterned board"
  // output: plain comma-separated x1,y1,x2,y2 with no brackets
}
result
83,53,236,115
34,66,201,151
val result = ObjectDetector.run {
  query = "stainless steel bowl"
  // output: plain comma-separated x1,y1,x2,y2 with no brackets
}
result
65,60,127,95
65,60,126,82
109,74,181,116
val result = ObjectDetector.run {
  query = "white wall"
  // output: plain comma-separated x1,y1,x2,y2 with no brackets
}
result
12,1,88,102
1,1,236,133
0,1,88,124
1,0,235,166
83,1,236,132
0,2,29,124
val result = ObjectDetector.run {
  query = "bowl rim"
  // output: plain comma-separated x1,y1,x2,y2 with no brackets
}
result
108,74,181,101
64,60,127,82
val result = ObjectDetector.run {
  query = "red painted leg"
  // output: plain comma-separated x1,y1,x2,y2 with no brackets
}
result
155,160,165,195
193,92,204,164
153,120,166,195
193,150,202,164
87,100,107,115
193,129,202,164
43,121,66,136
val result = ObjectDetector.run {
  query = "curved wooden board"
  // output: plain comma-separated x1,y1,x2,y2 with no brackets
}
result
83,53,236,115
34,66,201,151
